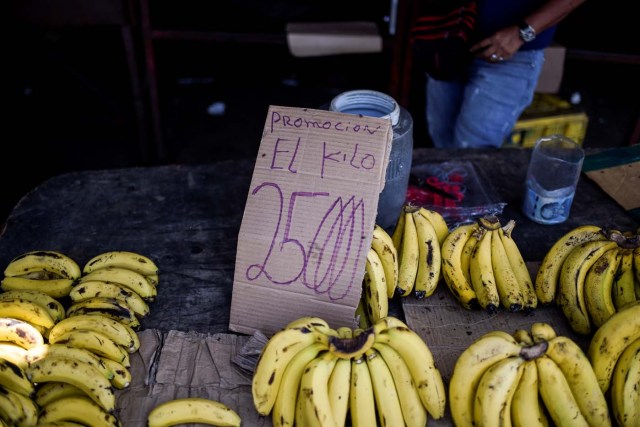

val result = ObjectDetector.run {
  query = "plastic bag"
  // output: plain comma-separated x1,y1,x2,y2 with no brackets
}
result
406,161,506,229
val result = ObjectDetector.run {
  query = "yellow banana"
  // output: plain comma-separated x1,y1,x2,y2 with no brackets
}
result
76,266,156,301
25,356,115,412
535,225,606,304
0,343,29,368
349,355,377,427
83,250,158,277
535,355,589,427
530,322,557,343
499,220,537,312
460,227,479,288
397,209,420,297
391,205,406,251
512,328,534,346
634,247,640,298
271,342,325,427
35,382,86,407
469,227,500,313
328,355,351,427
0,298,55,329
363,248,388,323
473,355,524,427
511,360,549,427
0,357,34,397
374,342,427,427
365,348,404,427
46,328,130,367
0,317,44,350
0,289,65,322
147,397,241,427
375,326,446,419
557,239,618,335
610,337,640,427
613,248,637,310
449,331,532,427
47,313,139,353
417,207,449,245
584,247,622,328
371,224,399,299
0,276,75,298
0,384,38,426
69,280,151,319
297,350,338,427
252,326,330,416
4,250,81,280
441,222,479,309
412,209,442,298
491,228,525,311
588,300,640,392
66,296,140,329
99,357,131,390
38,395,121,427
25,343,114,380
545,335,611,426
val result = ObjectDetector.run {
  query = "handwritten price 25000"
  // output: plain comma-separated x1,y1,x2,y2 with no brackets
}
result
245,182,367,301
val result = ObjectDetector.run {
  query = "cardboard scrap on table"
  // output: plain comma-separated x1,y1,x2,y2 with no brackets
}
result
286,21,382,57
115,329,270,427
582,145,640,220
229,105,393,337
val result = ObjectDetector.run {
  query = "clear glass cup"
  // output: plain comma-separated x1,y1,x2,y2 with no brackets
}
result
521,134,585,224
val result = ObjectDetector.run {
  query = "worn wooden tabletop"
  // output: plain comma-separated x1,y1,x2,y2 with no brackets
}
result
0,148,636,335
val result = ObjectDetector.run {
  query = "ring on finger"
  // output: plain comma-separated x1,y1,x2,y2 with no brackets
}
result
490,53,498,61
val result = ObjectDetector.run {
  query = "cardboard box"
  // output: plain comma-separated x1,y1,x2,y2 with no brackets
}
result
535,44,566,94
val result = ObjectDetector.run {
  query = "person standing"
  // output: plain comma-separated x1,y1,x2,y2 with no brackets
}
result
425,0,585,148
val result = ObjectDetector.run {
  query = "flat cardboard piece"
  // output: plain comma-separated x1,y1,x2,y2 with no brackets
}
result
115,329,265,426
286,21,382,57
229,105,393,336
583,145,640,218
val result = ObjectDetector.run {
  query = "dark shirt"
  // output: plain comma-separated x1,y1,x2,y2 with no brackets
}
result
477,0,556,50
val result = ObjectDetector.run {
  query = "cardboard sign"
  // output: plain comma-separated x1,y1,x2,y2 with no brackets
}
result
229,105,393,336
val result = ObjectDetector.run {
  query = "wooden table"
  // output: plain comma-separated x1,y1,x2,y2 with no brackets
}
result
1,147,637,426
0,147,636,334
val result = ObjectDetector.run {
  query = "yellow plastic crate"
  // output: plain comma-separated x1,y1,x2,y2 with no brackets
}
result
504,94,589,148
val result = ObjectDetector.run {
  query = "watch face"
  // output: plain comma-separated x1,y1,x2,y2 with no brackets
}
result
520,26,536,42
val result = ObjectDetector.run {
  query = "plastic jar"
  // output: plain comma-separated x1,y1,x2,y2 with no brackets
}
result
329,90,413,231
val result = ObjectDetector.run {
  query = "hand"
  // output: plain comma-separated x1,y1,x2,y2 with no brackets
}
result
470,26,524,63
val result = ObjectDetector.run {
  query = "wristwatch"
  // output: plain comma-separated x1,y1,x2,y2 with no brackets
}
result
518,21,536,42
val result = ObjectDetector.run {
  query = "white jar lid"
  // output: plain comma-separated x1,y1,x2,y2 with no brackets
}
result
329,90,400,126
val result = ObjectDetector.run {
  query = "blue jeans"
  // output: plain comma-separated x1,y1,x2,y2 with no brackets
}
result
426,49,545,148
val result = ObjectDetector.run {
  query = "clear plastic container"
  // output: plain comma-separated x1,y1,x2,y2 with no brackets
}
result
330,90,413,231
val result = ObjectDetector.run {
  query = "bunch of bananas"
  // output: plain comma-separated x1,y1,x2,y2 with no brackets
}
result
588,300,640,427
534,225,640,334
390,205,449,299
0,249,158,425
441,215,537,313
450,322,611,427
357,224,398,327
252,315,446,426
